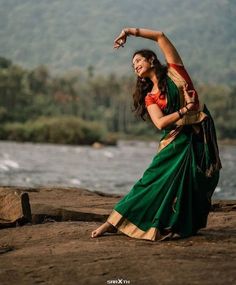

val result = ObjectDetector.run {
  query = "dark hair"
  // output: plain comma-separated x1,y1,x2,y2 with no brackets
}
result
132,49,168,120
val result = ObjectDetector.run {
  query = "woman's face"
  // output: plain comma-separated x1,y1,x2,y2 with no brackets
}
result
132,54,152,77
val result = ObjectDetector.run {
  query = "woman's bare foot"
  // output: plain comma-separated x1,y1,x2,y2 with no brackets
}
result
91,222,117,238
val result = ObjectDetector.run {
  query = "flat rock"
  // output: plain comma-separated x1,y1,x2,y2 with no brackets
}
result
0,186,235,284
0,213,235,285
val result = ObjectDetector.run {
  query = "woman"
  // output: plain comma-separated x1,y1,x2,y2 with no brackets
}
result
91,28,221,241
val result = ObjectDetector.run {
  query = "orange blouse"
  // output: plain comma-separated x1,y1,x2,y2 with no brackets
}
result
145,91,167,110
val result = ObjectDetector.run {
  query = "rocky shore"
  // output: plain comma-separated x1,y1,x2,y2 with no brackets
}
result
0,186,235,285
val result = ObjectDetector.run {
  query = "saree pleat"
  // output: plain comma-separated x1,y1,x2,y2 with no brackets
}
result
107,77,221,241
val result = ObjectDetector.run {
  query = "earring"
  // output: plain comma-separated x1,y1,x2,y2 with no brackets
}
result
150,56,155,68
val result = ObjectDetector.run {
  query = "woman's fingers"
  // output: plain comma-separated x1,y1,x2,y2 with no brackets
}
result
113,33,127,49
183,87,196,98
188,90,196,97
113,38,121,48
114,38,125,46
113,41,124,49
113,41,123,49
183,84,195,97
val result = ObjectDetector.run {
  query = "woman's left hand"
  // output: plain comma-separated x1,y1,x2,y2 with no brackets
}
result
113,29,128,49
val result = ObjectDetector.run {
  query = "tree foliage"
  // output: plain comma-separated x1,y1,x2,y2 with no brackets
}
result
0,57,235,145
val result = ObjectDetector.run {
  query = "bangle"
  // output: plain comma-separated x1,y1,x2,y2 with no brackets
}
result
185,105,191,112
134,28,140,37
177,109,184,118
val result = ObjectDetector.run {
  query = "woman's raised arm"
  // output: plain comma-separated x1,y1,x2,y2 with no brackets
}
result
114,28,183,65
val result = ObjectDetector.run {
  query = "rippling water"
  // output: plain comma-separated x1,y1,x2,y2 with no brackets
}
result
0,140,235,199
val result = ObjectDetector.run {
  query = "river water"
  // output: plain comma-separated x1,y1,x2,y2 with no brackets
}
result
0,140,235,199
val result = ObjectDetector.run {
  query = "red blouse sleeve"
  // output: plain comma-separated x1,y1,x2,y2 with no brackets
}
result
145,94,156,107
168,63,195,86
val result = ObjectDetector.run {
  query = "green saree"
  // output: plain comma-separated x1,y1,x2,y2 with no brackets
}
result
107,75,222,241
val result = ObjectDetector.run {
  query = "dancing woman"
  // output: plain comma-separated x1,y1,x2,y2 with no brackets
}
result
91,28,221,241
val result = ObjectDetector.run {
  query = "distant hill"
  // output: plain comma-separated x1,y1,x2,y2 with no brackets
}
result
0,0,235,84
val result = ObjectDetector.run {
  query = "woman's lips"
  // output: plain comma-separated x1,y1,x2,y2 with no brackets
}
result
137,66,142,73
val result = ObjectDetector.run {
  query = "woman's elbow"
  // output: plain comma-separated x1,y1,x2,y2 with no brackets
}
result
157,31,165,41
155,122,164,130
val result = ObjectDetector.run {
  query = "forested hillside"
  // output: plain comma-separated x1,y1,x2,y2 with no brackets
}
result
0,56,235,143
0,0,235,84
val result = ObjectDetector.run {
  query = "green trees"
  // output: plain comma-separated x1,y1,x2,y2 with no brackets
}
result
197,84,236,139
0,57,235,145
0,61,31,122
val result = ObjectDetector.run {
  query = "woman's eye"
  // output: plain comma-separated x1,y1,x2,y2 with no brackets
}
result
133,59,140,67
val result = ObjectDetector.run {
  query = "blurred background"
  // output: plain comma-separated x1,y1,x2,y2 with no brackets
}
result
0,0,235,199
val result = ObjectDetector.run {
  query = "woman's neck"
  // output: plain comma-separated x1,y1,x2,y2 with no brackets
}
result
149,70,159,90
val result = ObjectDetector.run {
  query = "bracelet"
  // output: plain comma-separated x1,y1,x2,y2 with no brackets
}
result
185,105,191,112
177,109,184,118
134,28,140,37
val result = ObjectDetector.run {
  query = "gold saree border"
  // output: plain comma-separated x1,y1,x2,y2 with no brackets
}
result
107,210,161,241
158,125,183,153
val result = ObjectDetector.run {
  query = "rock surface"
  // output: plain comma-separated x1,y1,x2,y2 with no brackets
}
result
0,186,235,285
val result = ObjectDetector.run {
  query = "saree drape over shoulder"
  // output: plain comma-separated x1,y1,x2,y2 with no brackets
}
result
107,65,222,241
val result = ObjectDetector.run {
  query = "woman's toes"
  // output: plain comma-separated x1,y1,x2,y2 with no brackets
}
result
91,230,97,238
91,222,115,238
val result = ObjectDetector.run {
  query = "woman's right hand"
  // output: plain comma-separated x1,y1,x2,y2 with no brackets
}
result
113,29,128,49
183,84,196,111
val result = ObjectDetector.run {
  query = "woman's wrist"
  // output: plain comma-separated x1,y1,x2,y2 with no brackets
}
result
122,28,129,36
123,28,140,37
182,106,188,114
122,28,163,42
177,107,188,118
